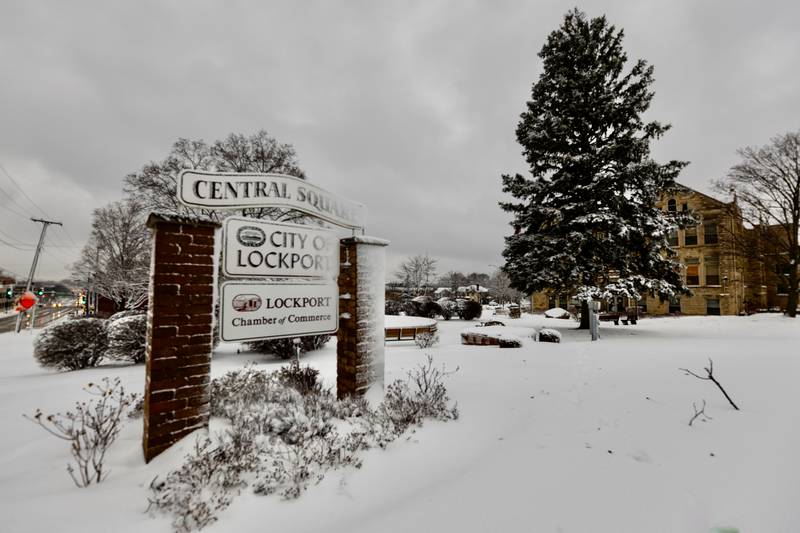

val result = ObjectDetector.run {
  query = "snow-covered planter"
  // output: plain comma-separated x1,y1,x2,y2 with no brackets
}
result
461,328,523,348
537,328,561,343
106,314,147,363
33,318,108,370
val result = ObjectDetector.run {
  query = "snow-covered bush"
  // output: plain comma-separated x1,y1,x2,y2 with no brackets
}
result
438,299,456,320
152,359,459,531
276,362,322,396
33,318,109,370
538,328,562,343
148,431,259,533
106,314,147,363
414,331,439,349
25,377,138,487
404,299,444,319
458,300,482,320
245,334,331,359
385,300,404,315
107,309,145,324
380,355,459,430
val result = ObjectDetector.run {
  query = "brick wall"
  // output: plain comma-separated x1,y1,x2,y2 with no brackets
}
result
142,214,220,463
337,236,388,400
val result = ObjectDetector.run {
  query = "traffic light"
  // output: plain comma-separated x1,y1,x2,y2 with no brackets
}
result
37,288,44,296
5,287,11,298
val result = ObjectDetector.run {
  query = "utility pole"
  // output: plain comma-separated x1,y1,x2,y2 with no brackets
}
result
15,218,62,333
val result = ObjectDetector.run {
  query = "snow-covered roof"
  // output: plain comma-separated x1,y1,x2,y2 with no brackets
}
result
457,285,490,293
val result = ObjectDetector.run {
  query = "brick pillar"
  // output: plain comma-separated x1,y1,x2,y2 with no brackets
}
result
337,236,389,401
142,213,220,463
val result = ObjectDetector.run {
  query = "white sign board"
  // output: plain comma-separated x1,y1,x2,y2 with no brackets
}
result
178,170,367,230
219,281,339,342
223,217,339,279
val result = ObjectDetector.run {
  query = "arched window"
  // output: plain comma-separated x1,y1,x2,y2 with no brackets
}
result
667,199,677,212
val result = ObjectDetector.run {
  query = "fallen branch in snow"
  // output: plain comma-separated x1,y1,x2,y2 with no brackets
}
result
679,358,740,411
688,399,712,426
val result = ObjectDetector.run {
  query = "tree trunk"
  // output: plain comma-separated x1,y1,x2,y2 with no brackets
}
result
787,265,798,318
578,300,590,329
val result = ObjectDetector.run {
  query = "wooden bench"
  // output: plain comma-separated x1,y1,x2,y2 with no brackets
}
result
385,322,438,342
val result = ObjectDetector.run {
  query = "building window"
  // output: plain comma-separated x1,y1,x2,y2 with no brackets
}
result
682,203,688,212
705,257,720,285
707,298,721,316
667,199,677,213
667,229,678,247
669,296,681,314
684,225,698,246
686,264,699,286
704,221,718,244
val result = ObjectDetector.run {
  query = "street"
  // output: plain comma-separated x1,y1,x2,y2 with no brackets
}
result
0,305,78,334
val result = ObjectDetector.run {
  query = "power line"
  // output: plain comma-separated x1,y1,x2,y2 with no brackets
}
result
0,163,81,248
0,199,32,220
0,163,50,218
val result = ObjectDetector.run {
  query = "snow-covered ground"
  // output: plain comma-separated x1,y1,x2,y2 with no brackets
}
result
1,312,799,533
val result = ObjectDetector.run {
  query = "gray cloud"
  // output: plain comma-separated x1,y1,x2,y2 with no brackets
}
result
1,1,798,281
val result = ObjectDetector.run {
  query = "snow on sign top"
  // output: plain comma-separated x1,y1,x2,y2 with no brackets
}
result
177,170,367,230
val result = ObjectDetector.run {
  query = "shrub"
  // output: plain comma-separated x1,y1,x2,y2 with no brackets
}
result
458,300,482,320
414,331,439,349
151,359,458,531
107,314,147,363
34,318,108,370
107,309,145,324
245,335,331,360
380,355,459,431
385,300,404,315
538,328,561,343
276,362,322,396
25,377,138,487
438,300,456,320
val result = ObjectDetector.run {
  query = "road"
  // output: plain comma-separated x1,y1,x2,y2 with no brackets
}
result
0,305,79,334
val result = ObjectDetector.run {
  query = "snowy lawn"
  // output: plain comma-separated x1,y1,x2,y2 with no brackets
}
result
1,313,799,533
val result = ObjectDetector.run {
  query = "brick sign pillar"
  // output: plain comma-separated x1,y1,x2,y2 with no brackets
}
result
337,236,389,402
142,213,220,463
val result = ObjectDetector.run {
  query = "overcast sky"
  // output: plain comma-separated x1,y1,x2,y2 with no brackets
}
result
1,0,798,283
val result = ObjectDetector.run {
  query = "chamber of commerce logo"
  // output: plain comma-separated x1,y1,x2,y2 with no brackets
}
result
236,226,266,247
232,294,262,312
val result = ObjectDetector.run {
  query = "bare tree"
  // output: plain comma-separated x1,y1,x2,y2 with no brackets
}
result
490,269,521,304
395,254,438,296
714,131,800,317
124,130,306,222
71,199,151,310
437,270,467,294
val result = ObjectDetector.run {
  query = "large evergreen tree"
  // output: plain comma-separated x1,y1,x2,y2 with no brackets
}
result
500,9,690,327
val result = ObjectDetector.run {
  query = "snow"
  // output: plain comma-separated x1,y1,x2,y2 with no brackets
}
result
544,306,571,318
384,315,437,328
355,239,386,404
1,313,800,532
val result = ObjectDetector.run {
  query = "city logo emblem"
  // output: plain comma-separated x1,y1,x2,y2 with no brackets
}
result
231,294,262,312
236,226,266,247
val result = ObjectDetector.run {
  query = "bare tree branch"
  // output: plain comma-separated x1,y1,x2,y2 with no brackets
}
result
679,358,740,410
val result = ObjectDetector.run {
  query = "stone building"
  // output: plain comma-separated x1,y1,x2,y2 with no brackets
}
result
529,183,795,316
